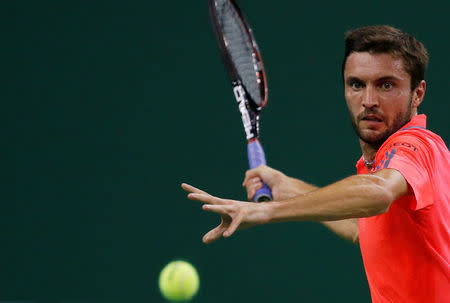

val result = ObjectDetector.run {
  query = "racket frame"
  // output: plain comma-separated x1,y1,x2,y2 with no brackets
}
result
208,0,272,202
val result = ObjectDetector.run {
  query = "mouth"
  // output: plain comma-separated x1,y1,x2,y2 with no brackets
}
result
361,114,383,123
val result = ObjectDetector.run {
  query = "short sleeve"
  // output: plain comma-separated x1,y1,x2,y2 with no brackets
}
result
374,135,434,210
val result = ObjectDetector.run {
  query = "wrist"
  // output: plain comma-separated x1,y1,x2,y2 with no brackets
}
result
259,201,279,224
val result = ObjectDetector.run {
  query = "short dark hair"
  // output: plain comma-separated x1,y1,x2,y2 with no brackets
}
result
342,25,429,90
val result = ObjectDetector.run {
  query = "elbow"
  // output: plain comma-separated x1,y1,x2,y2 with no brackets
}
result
368,176,395,215
355,175,395,217
379,193,394,214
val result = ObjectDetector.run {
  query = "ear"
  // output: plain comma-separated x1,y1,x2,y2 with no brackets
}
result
412,80,426,108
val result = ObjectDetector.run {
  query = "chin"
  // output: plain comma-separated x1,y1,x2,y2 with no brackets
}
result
359,129,392,146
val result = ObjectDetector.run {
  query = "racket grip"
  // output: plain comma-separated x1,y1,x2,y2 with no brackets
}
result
247,139,273,202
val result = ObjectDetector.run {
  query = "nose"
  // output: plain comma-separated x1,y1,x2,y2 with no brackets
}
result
362,86,379,108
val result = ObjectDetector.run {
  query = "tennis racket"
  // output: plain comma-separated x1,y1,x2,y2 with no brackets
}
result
208,0,272,202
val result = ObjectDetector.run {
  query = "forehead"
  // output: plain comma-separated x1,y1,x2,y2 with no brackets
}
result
344,52,410,81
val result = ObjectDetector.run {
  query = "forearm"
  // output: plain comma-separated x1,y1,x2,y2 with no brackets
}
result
266,174,393,223
289,177,318,194
282,177,359,243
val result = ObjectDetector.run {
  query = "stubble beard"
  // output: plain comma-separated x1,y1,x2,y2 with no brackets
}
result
349,97,413,149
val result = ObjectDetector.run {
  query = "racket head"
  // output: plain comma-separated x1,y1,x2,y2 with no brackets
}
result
208,0,268,109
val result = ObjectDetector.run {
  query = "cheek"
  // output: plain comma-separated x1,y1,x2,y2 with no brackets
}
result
345,90,360,111
344,88,355,100
379,90,411,111
380,89,409,100
379,93,412,125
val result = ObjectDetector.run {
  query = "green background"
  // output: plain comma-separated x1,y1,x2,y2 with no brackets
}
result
3,1,449,302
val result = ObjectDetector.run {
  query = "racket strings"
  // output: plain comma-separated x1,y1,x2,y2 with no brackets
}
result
215,0,263,106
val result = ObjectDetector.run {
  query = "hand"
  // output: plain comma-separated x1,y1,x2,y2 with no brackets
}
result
243,165,309,201
181,183,270,243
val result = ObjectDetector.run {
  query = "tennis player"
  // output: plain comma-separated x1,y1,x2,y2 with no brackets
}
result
183,25,450,302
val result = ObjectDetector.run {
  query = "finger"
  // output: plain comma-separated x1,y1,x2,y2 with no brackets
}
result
181,183,210,195
247,188,254,201
243,177,261,185
223,212,243,238
252,177,261,184
247,182,263,201
253,181,263,188
202,204,230,216
242,167,264,186
203,223,227,244
247,186,255,201
188,193,219,204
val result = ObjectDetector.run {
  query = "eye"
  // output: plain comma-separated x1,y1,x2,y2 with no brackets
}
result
349,80,364,90
381,82,393,90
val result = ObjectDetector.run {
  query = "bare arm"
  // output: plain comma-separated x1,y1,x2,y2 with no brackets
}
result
267,169,408,222
184,168,408,243
322,219,359,244
242,166,360,243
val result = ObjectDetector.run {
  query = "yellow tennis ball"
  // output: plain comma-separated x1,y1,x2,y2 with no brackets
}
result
158,260,200,302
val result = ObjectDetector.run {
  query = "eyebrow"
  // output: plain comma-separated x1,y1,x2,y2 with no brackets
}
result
376,76,401,82
345,75,401,85
345,77,363,86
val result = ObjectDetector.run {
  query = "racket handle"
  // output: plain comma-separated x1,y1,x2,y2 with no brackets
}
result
247,139,273,202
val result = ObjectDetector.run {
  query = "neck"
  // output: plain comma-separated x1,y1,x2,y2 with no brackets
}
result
359,140,379,169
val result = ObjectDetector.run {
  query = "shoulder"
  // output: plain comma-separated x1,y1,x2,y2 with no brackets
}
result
380,126,448,158
372,127,445,172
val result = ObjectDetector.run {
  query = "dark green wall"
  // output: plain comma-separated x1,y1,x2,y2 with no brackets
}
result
3,1,449,302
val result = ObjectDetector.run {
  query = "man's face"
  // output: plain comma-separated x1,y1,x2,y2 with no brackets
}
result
344,52,415,147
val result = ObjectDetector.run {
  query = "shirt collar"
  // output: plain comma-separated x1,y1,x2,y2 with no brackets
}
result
398,114,427,130
355,114,427,170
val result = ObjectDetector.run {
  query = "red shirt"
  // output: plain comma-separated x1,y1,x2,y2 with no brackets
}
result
357,115,450,303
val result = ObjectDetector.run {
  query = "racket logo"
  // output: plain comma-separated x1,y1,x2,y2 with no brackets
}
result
233,85,253,140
